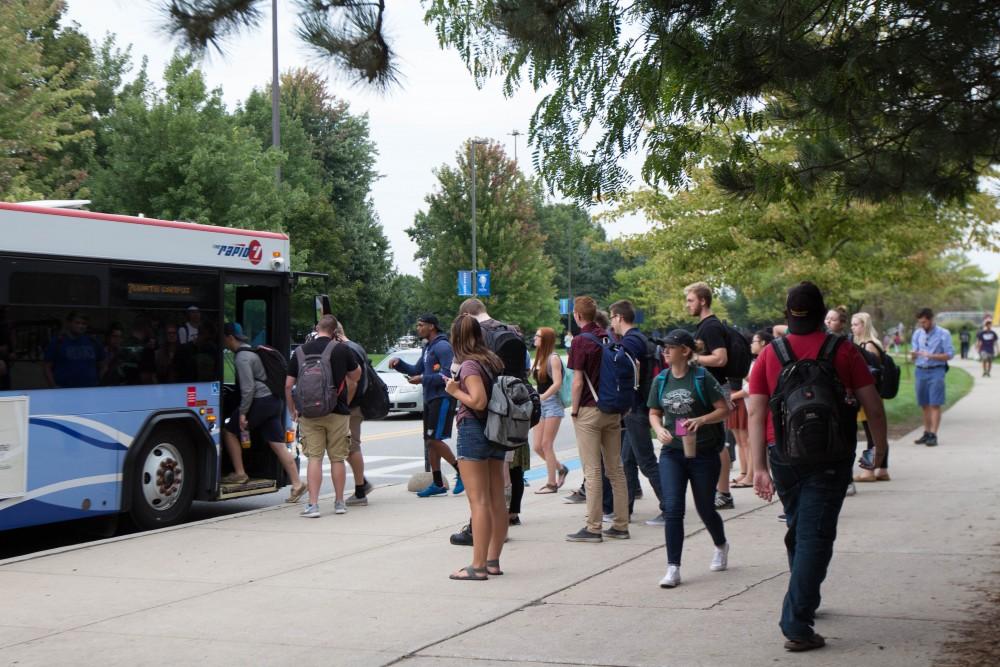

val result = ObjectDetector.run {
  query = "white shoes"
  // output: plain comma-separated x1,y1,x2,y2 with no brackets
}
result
711,542,730,571
659,564,681,588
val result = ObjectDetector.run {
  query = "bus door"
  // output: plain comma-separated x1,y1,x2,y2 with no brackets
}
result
219,273,290,499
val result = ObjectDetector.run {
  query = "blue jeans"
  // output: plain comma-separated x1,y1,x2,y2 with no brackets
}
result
658,447,727,566
602,412,665,515
768,446,852,640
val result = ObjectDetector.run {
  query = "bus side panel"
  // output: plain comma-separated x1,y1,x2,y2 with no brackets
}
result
0,383,219,531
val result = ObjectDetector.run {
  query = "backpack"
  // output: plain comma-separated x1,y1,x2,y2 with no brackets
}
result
345,341,391,420
625,329,657,408
580,332,639,414
769,335,858,465
556,357,573,408
721,322,752,380
236,345,288,400
482,322,528,380
877,349,900,399
484,375,539,450
291,341,342,418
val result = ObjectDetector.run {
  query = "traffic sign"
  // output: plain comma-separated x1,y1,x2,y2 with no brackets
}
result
476,270,491,296
457,270,473,296
559,298,571,315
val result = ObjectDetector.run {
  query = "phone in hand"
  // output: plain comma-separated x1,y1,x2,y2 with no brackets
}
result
674,418,688,436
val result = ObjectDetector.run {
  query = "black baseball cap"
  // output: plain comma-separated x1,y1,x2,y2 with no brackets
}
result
417,313,440,329
223,322,249,341
785,282,827,335
663,329,696,351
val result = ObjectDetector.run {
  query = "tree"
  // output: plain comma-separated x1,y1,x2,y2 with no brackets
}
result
0,0,95,200
425,1,1000,205
409,140,559,331
537,202,623,305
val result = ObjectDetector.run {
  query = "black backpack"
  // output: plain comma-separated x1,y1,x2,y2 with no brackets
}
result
722,322,752,380
237,345,288,399
345,341,390,420
878,350,900,399
482,322,528,380
625,329,657,408
769,335,857,465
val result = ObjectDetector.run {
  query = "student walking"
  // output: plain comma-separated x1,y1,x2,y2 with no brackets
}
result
910,308,954,447
976,319,996,377
749,282,889,652
530,327,568,493
647,329,731,588
444,315,508,580
851,313,890,482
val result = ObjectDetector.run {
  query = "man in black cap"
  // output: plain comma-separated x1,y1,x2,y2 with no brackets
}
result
747,282,889,652
389,314,461,497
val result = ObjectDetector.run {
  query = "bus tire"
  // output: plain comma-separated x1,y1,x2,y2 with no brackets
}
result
130,427,196,530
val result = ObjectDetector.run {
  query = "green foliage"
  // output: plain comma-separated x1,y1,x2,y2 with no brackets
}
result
537,202,623,305
408,140,559,331
425,1,1000,205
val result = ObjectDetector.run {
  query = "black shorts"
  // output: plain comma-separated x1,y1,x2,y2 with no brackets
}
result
225,394,285,443
423,397,456,441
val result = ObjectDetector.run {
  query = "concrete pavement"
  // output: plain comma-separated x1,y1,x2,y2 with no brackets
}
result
1,359,996,666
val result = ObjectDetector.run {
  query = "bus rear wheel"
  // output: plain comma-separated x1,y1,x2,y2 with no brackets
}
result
130,427,196,530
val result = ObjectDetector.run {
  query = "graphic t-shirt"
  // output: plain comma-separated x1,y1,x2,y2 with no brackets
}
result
45,334,105,388
978,330,998,355
646,367,726,453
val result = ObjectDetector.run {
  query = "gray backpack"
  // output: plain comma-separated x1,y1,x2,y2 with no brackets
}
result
293,341,341,418
484,375,538,450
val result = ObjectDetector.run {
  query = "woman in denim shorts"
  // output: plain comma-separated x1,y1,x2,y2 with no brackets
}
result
530,327,568,493
444,315,507,580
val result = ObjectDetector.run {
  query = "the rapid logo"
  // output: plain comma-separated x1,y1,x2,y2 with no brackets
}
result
213,239,263,265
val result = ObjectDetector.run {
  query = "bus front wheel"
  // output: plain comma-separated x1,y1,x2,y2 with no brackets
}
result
130,428,196,530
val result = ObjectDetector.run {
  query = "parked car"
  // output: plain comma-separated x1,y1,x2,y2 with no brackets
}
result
375,349,424,416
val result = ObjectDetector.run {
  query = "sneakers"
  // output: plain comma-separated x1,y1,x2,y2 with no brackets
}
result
711,542,729,571
784,633,826,652
714,492,734,510
564,490,587,504
417,483,448,498
659,564,681,588
777,513,787,522
300,503,320,518
914,431,930,444
644,512,666,527
453,475,465,495
602,527,630,540
334,500,347,514
566,527,603,543
450,524,473,546
925,433,939,447
845,482,857,496
345,494,368,506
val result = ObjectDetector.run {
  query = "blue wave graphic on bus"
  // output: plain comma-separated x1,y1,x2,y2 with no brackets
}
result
30,418,129,452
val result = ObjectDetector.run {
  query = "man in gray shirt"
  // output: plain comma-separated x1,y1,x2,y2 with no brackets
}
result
221,323,305,503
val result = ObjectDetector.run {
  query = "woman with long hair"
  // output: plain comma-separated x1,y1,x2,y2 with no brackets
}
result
851,312,890,482
444,314,508,580
530,327,569,493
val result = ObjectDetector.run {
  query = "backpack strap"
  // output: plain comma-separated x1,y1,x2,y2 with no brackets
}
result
772,336,797,367
656,369,669,405
579,332,603,404
692,366,708,409
817,334,843,363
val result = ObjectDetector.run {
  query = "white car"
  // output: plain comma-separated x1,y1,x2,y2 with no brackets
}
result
375,349,424,415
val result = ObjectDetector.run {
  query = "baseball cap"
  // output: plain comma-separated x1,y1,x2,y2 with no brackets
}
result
186,305,200,312
663,329,696,350
785,282,827,335
223,322,249,341
417,313,440,329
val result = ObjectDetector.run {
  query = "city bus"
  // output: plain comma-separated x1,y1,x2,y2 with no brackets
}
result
0,202,302,531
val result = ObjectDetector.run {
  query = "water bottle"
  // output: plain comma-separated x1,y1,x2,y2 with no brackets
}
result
240,428,251,449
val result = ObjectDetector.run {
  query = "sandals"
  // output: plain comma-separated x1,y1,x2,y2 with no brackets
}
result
556,465,569,489
449,565,488,581
486,559,503,576
535,483,558,494
285,483,308,503
731,480,752,488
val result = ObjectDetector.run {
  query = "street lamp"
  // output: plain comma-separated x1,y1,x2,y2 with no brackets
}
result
469,139,489,277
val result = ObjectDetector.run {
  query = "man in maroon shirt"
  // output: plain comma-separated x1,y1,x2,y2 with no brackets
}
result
748,282,888,652
565,296,630,542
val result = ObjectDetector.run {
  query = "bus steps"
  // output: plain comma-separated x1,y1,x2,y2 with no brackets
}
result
218,478,278,500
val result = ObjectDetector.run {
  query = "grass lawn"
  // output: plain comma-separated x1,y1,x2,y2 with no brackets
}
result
368,353,387,366
883,362,974,438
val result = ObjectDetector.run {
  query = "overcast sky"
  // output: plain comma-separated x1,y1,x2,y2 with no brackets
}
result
64,1,999,282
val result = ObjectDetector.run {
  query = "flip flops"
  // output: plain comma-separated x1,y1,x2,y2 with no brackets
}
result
556,465,569,489
285,483,308,503
534,483,558,494
450,565,488,581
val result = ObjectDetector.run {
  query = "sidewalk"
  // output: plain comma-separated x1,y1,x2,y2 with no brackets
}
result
2,359,996,666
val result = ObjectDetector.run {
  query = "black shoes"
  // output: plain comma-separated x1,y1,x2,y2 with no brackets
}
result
784,634,826,652
925,433,939,447
450,524,473,546
914,432,930,444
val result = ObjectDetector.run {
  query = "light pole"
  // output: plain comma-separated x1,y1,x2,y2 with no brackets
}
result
469,139,488,276
271,0,281,184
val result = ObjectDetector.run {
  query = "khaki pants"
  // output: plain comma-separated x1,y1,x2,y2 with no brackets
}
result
299,412,351,462
573,406,628,533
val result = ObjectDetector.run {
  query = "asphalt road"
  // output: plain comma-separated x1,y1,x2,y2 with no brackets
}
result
1,411,582,560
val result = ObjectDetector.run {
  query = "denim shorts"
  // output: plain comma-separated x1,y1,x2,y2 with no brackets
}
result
915,366,947,406
540,395,565,419
456,417,507,461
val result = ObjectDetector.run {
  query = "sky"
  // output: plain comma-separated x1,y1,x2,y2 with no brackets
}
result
64,1,999,282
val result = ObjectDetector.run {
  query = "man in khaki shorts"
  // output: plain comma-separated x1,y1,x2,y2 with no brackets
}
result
286,315,361,518
336,322,374,506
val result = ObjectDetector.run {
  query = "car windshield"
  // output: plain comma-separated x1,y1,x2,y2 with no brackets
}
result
375,349,421,372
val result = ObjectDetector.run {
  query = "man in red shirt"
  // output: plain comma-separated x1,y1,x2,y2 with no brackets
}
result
748,282,888,652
